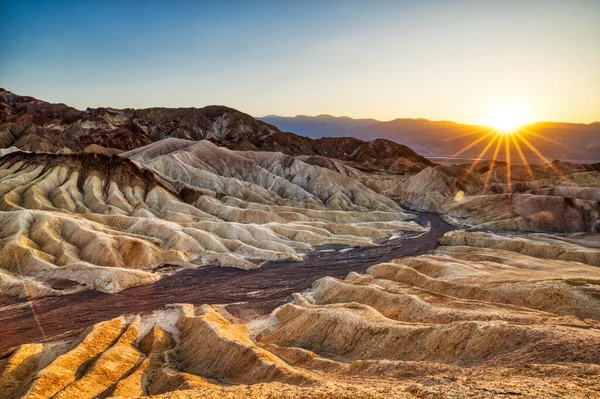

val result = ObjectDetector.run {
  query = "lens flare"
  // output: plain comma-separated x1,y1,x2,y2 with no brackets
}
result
15,251,47,340
486,106,528,133
455,117,573,216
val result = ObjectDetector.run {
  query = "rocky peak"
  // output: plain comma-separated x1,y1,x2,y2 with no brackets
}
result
0,89,434,173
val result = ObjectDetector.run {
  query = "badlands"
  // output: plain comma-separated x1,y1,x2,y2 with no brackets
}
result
1,89,600,398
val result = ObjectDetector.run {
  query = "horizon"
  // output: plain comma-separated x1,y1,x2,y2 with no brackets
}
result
3,86,599,128
1,0,599,125
258,113,600,126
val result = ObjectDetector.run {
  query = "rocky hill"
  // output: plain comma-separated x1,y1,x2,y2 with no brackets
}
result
0,89,432,173
0,140,418,298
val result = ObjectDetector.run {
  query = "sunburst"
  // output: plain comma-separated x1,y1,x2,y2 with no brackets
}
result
486,105,529,133
452,109,572,216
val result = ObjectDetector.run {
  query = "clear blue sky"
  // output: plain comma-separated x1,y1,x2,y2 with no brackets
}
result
1,0,599,124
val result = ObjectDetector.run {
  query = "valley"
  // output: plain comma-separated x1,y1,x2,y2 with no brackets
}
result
0,89,599,398
0,212,452,355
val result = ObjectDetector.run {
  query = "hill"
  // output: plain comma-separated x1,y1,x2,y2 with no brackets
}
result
0,89,432,174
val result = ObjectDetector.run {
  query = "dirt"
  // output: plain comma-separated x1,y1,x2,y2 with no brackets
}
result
0,213,453,356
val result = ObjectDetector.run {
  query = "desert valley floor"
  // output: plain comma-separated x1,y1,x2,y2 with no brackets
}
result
0,89,599,398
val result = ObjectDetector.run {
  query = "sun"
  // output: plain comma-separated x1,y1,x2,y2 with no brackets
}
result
447,101,566,204
486,106,528,133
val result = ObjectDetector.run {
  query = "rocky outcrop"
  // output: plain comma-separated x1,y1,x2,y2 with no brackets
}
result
177,305,312,385
0,305,315,399
17,317,126,399
123,139,403,212
0,146,419,297
441,230,600,266
4,88,598,234
2,232,600,398
0,89,432,173
396,163,600,233
257,232,600,375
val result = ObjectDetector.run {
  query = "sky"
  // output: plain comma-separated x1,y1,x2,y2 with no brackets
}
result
1,0,599,125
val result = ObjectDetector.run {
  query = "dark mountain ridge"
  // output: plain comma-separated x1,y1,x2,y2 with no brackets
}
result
0,88,432,173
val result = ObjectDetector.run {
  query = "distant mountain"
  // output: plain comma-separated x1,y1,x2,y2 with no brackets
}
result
260,115,600,163
260,114,380,139
0,89,432,173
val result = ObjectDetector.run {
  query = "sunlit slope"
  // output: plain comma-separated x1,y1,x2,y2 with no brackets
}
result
2,231,599,398
395,162,600,232
0,146,417,297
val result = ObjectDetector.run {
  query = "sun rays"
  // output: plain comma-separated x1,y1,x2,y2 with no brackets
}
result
453,123,572,212
486,103,530,133
483,132,506,189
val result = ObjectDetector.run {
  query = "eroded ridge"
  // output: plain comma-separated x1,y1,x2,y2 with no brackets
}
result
0,146,419,297
2,231,599,398
0,304,317,399
395,163,600,232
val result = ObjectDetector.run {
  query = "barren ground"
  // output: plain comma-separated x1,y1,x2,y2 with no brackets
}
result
0,213,453,356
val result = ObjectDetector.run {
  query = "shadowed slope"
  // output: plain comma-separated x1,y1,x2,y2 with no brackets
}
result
0,89,433,173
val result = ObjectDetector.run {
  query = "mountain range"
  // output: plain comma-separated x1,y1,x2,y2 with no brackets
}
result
260,114,600,163
0,89,432,174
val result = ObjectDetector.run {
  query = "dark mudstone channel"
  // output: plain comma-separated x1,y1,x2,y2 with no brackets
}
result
0,212,454,356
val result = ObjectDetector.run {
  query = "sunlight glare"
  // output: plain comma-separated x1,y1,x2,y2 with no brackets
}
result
486,105,528,133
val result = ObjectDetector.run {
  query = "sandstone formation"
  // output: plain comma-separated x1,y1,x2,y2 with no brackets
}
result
122,138,403,212
0,145,419,297
3,88,599,234
396,163,600,232
2,231,599,398
441,230,600,266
